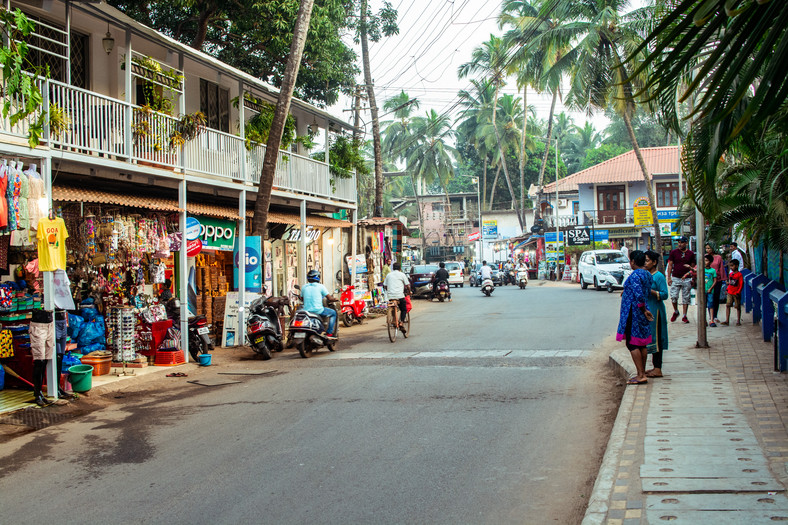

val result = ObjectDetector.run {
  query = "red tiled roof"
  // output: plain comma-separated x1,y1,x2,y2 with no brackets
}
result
544,146,680,193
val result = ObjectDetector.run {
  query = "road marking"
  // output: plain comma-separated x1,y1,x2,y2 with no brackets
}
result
322,349,592,360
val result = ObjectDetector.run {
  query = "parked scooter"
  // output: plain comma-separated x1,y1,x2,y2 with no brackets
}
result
517,269,529,289
432,280,451,302
481,278,495,297
188,315,214,361
340,285,367,326
246,295,288,359
288,285,339,358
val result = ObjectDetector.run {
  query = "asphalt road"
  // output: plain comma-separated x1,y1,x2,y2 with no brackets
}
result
0,281,624,525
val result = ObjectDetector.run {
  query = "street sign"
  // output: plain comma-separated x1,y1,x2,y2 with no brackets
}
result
467,231,481,241
482,220,498,237
566,227,591,246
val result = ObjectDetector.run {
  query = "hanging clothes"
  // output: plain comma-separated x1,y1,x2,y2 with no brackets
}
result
36,217,69,271
27,167,44,235
5,161,18,232
0,161,8,230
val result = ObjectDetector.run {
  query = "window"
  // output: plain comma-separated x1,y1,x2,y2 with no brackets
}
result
656,182,679,208
23,14,89,88
200,79,230,132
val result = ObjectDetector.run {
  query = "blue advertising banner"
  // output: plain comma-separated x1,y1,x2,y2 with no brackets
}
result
233,236,262,293
593,229,609,241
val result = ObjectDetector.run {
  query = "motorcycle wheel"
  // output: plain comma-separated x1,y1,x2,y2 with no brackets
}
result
342,312,353,328
438,295,445,302
519,283,524,289
188,336,203,362
483,289,491,297
297,340,312,358
254,341,272,360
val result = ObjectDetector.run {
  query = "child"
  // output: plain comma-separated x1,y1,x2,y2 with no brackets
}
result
704,254,717,327
722,258,743,326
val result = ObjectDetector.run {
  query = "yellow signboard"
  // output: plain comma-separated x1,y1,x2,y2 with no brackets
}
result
633,196,652,226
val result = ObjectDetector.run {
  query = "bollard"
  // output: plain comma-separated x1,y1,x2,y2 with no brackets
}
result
769,288,788,371
751,274,768,325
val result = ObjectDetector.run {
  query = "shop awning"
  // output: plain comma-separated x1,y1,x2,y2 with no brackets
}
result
248,210,352,228
187,203,240,220
357,217,410,235
53,186,181,212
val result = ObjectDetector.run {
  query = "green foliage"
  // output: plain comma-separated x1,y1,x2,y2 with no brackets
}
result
0,8,46,147
581,144,630,171
108,0,364,107
603,107,674,149
313,135,368,180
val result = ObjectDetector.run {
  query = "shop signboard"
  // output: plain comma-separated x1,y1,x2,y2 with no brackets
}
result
221,291,261,347
544,231,565,264
482,220,498,237
467,230,481,241
346,254,367,274
185,217,201,240
233,235,262,293
186,238,202,257
609,227,642,239
287,226,322,242
633,197,652,226
593,229,609,242
566,227,591,246
196,216,236,251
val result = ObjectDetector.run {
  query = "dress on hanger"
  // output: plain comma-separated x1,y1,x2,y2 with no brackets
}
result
0,161,8,230
5,162,16,231
27,171,44,234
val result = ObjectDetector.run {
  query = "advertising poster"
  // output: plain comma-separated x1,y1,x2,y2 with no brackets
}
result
264,240,273,297
633,196,652,226
544,231,565,264
233,235,262,293
221,291,261,347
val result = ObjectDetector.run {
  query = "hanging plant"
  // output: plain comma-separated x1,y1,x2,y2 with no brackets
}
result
168,111,206,149
47,102,71,139
312,135,367,191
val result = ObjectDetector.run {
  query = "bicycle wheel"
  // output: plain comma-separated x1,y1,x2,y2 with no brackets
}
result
403,311,410,338
387,306,397,342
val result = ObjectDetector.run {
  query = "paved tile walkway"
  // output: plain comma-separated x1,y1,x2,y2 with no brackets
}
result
585,307,788,524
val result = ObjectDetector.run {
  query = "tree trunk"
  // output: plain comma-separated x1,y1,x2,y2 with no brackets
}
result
409,172,427,262
250,0,315,236
491,84,524,231
536,89,558,221
191,2,218,50
444,188,457,246
482,157,488,211
622,109,664,272
360,0,384,217
489,164,501,210
520,84,528,227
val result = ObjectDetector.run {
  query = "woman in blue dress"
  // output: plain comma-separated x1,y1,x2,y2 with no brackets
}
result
616,250,654,384
644,250,669,378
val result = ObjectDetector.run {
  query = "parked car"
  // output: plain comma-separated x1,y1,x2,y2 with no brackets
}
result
443,261,464,287
409,264,440,298
577,250,632,292
469,263,502,287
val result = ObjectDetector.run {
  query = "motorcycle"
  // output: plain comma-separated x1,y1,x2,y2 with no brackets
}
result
481,278,495,297
188,315,214,361
340,285,367,327
432,280,451,302
517,269,528,289
288,286,339,358
503,269,516,285
246,296,288,359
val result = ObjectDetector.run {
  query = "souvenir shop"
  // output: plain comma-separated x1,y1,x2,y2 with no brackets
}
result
355,218,407,306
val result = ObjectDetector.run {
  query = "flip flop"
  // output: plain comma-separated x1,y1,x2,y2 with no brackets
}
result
645,372,663,378
627,378,648,385
166,372,188,377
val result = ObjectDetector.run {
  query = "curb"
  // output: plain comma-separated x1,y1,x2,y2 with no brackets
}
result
582,349,635,525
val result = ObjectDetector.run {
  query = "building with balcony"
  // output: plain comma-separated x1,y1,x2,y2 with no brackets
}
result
0,0,358,366
539,146,685,250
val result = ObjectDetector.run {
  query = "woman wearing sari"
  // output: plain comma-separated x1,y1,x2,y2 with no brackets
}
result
644,250,668,378
616,250,654,384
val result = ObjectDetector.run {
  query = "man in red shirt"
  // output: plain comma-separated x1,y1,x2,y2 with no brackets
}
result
722,258,744,326
666,237,696,323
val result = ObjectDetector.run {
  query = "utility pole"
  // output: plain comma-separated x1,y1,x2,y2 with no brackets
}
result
352,85,361,143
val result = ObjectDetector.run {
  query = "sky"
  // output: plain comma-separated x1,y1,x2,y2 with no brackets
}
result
327,0,612,140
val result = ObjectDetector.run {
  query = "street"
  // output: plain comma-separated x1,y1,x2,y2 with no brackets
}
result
0,282,624,524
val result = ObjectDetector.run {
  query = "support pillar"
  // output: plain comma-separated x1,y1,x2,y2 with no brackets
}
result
299,200,307,285
237,190,247,342
179,180,188,359
42,155,57,398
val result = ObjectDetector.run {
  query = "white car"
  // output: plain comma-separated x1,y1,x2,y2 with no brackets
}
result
578,250,632,292
443,261,465,288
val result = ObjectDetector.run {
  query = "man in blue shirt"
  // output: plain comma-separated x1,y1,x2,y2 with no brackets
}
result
301,270,338,338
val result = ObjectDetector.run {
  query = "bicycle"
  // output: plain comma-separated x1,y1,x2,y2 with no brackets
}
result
386,298,410,342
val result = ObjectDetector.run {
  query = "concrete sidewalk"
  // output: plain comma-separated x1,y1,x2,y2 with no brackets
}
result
584,307,788,524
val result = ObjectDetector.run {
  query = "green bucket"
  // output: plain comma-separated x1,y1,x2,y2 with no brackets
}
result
68,364,94,392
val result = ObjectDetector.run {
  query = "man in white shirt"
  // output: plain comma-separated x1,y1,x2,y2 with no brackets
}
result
383,262,411,331
730,241,745,270
480,260,493,280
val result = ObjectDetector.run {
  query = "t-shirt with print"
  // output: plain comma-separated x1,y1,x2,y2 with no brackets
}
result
727,270,744,296
668,248,696,278
704,268,716,293
36,217,68,271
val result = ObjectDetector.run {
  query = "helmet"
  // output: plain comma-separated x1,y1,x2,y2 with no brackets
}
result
307,270,321,283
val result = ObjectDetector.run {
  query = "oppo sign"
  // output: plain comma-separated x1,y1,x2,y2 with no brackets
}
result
188,216,237,251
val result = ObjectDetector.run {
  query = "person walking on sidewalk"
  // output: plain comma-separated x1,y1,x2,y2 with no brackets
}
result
644,250,668,378
666,236,696,324
704,254,717,327
616,250,654,385
721,258,743,326
705,243,725,325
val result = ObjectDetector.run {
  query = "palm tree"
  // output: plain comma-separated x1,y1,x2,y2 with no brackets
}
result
564,121,602,174
537,0,664,255
456,80,496,210
408,109,461,246
251,0,315,235
458,36,525,230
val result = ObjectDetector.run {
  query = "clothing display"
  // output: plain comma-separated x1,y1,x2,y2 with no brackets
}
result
36,216,69,271
0,161,8,230
0,328,12,358
26,166,44,234
29,319,55,360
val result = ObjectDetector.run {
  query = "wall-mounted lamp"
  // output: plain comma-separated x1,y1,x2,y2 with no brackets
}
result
102,24,114,55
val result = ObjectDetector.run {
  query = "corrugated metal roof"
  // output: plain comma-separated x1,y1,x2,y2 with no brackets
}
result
53,186,181,212
358,217,409,234
544,146,680,193
248,211,352,228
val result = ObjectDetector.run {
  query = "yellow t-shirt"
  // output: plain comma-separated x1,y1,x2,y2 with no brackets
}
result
36,217,69,271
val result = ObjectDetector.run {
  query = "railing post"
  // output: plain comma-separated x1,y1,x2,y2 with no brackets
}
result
124,29,133,162
238,80,246,182
43,78,50,144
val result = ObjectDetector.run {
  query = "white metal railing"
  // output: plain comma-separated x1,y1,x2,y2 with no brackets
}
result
0,77,356,203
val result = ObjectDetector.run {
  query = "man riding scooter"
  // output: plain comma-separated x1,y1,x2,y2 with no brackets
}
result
432,262,452,301
301,269,338,339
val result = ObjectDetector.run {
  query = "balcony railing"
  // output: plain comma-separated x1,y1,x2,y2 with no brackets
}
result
582,210,635,226
1,77,356,204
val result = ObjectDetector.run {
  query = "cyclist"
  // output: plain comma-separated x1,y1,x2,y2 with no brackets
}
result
301,269,338,339
383,262,411,333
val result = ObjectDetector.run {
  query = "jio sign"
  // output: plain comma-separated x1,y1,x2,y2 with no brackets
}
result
233,236,262,292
